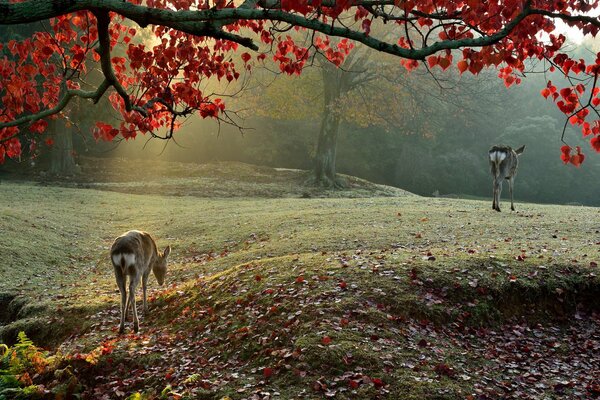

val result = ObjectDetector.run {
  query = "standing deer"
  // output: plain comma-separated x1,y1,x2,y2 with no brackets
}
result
489,145,525,212
110,230,170,333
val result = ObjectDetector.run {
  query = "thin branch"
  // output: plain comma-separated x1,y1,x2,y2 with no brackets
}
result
561,73,599,144
0,79,110,133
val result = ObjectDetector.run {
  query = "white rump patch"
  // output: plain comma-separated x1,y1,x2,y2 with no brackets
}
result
489,151,507,163
112,253,136,267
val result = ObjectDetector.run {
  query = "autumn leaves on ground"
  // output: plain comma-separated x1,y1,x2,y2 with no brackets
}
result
1,158,600,400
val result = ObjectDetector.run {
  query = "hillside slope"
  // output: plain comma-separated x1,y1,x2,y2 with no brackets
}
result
11,157,414,198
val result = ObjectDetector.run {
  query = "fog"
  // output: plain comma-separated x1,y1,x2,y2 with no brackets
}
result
101,37,600,206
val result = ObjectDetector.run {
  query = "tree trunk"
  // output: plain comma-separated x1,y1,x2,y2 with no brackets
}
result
49,119,79,176
313,106,343,187
310,60,349,188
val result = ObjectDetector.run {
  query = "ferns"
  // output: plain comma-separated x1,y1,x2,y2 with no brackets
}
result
15,332,33,348
0,332,48,399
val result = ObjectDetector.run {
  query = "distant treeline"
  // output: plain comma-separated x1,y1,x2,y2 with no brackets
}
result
2,60,600,207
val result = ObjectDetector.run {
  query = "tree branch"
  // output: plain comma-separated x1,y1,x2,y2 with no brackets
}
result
95,10,142,115
0,80,110,131
3,0,597,63
0,0,537,60
530,8,600,30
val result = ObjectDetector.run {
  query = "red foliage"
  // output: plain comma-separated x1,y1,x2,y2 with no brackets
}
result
1,0,600,163
561,145,585,167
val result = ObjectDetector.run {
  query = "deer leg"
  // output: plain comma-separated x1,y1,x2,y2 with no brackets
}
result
142,269,150,314
509,177,515,211
128,277,140,333
114,267,127,334
123,286,132,330
494,179,502,212
492,180,496,210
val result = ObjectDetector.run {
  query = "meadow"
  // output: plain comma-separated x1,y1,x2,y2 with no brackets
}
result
1,158,599,399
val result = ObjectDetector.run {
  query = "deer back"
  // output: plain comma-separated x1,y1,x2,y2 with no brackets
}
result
110,230,158,276
489,145,524,179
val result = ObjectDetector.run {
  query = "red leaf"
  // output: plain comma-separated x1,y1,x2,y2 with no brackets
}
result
591,136,600,152
362,18,371,35
438,56,451,70
560,145,571,163
427,56,438,68
29,120,48,134
433,363,455,377
504,75,516,87
263,367,273,379
5,138,21,159
41,46,54,56
570,153,584,166
372,378,384,388
570,146,585,166
541,88,551,98
321,336,332,345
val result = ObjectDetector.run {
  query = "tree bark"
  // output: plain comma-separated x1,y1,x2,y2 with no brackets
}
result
313,104,343,187
310,56,354,188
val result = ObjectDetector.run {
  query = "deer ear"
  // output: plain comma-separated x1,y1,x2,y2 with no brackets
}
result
515,145,525,155
163,246,171,258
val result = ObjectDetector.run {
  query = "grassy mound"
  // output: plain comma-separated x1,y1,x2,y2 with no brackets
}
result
19,157,413,198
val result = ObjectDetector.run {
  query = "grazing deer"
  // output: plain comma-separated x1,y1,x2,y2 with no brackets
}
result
489,145,525,212
110,230,170,333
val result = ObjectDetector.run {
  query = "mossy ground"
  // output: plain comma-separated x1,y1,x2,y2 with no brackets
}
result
0,159,599,399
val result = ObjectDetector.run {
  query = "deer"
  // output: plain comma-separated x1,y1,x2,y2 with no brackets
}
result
110,230,171,333
489,145,525,212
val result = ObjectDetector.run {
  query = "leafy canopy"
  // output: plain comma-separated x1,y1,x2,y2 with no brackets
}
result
1,0,600,165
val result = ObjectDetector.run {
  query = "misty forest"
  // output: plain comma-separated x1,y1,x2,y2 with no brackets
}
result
2,1,600,399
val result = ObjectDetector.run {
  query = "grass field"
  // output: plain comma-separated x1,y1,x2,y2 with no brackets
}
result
1,159,599,399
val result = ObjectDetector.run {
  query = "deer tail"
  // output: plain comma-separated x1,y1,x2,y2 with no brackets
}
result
120,255,126,273
489,151,506,180
112,253,136,272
